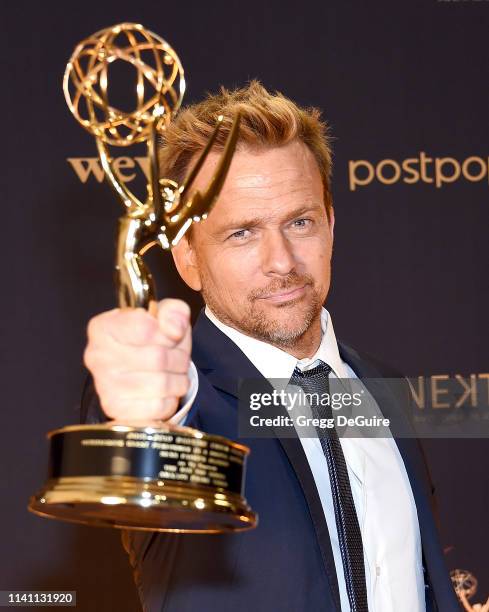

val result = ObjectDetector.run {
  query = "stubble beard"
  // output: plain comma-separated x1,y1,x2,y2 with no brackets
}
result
201,271,325,350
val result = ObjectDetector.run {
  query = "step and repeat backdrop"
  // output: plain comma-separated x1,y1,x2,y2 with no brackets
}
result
2,0,488,610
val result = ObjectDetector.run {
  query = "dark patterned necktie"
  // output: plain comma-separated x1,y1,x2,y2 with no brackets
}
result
289,360,368,612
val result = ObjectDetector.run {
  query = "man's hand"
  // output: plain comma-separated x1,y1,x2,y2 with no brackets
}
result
83,299,192,421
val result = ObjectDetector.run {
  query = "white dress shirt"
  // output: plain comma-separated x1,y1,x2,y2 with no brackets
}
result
174,306,425,611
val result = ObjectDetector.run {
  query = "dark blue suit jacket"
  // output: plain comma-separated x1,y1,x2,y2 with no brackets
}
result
83,308,460,612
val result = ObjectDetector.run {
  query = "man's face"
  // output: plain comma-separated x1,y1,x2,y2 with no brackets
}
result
172,140,334,349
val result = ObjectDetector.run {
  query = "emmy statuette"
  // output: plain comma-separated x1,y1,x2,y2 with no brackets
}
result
28,23,257,533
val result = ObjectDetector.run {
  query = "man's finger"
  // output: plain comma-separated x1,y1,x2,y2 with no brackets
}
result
157,299,191,346
88,343,190,374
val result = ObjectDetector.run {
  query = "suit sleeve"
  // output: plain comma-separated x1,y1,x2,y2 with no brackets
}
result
80,372,107,424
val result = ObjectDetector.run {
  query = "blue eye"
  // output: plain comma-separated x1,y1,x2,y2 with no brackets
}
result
293,218,313,228
229,229,250,240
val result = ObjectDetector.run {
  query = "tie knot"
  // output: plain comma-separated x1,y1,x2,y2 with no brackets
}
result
292,359,332,380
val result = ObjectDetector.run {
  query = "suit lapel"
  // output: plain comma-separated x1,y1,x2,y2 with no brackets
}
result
337,342,434,502
192,309,342,611
338,341,440,602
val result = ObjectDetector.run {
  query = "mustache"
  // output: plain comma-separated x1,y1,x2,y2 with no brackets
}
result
249,273,314,300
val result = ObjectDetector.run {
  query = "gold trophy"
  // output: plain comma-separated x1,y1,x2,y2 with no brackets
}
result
28,23,256,533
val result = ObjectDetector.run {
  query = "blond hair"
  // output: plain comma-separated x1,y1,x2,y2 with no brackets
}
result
159,80,333,218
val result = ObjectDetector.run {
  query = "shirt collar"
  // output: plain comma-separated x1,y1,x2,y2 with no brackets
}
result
204,305,347,380
204,305,365,485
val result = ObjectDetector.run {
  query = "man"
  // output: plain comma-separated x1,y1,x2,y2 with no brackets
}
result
82,82,459,611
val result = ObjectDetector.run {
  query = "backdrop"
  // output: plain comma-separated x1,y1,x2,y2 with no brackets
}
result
2,0,488,610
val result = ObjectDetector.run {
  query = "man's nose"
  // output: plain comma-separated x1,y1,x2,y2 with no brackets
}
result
260,229,296,275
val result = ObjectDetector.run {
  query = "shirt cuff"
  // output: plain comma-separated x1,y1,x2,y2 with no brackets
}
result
168,360,199,427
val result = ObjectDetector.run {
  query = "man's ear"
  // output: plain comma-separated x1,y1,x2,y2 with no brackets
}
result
171,231,203,291
328,205,335,241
